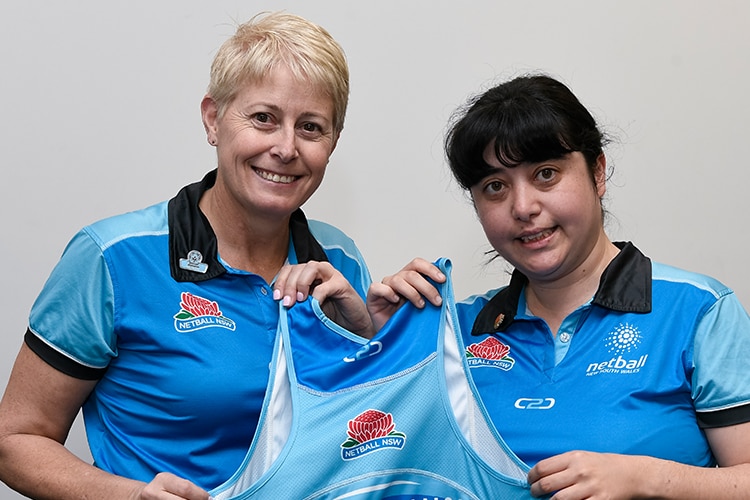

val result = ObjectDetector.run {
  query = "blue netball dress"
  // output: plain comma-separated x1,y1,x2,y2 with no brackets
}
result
209,259,535,499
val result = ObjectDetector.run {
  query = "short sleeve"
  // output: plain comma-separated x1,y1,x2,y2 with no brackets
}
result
27,228,117,374
692,291,750,425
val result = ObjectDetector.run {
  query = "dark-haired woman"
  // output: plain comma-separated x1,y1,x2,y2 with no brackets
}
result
368,74,750,499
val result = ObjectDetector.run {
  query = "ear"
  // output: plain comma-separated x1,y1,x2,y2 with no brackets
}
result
594,153,607,198
330,129,342,155
201,95,219,145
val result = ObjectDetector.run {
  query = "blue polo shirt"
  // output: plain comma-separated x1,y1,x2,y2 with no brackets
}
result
25,170,371,490
458,242,750,467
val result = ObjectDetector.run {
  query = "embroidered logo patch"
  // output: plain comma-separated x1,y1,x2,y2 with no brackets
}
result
340,409,406,460
466,337,516,371
173,292,236,332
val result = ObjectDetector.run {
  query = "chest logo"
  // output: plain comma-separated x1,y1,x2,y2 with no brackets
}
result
466,337,516,371
586,322,648,376
340,409,406,460
173,292,236,332
605,322,642,354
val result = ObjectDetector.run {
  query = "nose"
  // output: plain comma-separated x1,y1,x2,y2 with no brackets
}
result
270,127,299,163
510,184,540,222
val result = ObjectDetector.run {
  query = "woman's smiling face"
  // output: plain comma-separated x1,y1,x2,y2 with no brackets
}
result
202,64,338,220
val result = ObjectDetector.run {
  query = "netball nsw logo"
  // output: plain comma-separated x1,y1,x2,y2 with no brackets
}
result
586,322,648,376
466,337,515,371
340,409,406,460
173,292,236,332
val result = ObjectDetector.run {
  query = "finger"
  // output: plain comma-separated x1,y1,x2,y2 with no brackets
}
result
276,264,308,306
295,262,335,302
272,264,295,302
275,263,332,307
381,275,427,308
527,453,571,484
384,271,442,307
308,273,349,304
527,455,577,499
366,281,403,306
402,258,446,284
141,473,210,499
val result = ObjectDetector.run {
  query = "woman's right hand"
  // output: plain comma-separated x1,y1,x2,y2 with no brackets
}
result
274,261,375,338
135,472,209,499
0,344,211,500
366,258,446,331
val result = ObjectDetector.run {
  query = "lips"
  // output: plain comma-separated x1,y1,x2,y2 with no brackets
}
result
254,167,297,184
519,227,555,243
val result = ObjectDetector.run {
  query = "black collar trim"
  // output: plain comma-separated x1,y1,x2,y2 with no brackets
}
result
471,241,652,335
168,170,328,283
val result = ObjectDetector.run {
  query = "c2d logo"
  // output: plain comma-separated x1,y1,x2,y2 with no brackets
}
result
466,337,515,371
514,397,556,410
340,409,406,460
173,292,236,332
343,341,383,363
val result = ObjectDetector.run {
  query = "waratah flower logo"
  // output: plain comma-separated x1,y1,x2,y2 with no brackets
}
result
178,292,222,317
467,337,510,359
347,409,395,442
466,337,515,371
173,292,236,332
340,409,406,460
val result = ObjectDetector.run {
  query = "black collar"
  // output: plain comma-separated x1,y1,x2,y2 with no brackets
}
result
471,241,652,335
167,169,328,282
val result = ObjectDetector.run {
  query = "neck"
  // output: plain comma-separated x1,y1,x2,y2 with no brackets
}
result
199,187,290,283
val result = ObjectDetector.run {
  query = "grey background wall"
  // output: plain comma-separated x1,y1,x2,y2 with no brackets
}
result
1,1,748,497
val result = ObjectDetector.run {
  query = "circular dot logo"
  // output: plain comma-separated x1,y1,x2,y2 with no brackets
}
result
604,323,642,354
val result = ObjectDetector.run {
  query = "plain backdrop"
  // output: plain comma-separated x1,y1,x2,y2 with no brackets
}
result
1,1,748,498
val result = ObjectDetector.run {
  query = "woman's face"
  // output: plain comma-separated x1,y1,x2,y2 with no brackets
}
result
470,149,607,284
201,65,338,221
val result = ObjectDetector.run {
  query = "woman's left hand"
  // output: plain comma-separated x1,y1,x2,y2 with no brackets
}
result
529,424,750,499
274,261,375,338
528,450,652,499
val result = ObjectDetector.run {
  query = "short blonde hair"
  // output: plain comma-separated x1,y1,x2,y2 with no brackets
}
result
208,11,349,133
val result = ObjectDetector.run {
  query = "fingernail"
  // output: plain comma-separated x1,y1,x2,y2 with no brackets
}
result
282,296,292,307
297,291,305,302
273,289,281,300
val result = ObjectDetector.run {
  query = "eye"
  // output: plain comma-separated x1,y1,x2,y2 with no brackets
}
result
536,167,556,182
484,180,505,195
248,112,276,129
301,122,321,133
298,121,327,140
